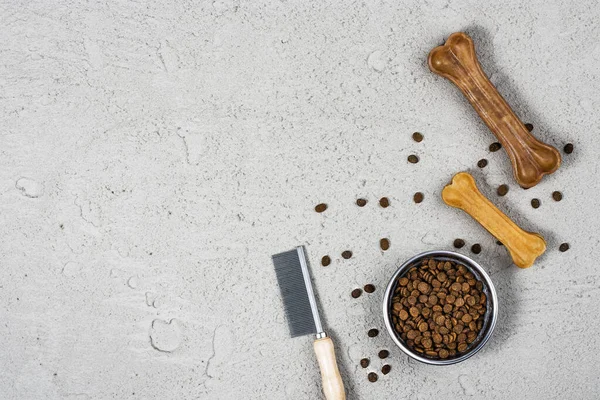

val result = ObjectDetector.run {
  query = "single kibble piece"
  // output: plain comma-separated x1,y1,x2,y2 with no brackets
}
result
379,197,390,208
531,198,541,209
552,191,563,202
378,350,389,359
351,289,362,299
368,372,378,383
413,192,424,203
453,239,465,249
380,238,390,251
471,244,482,254
564,143,574,154
356,198,368,207
559,243,570,252
497,184,509,196
496,240,503,246
412,132,424,142
321,256,331,266
360,358,370,368
368,329,379,338
477,159,488,168
315,203,327,213
381,364,391,375
342,251,353,259
364,284,376,293
489,142,502,152
407,154,419,164
524,123,533,132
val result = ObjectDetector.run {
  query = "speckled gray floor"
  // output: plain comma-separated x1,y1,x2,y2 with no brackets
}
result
1,1,599,399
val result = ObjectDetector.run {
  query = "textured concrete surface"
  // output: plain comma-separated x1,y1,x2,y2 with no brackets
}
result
1,1,599,399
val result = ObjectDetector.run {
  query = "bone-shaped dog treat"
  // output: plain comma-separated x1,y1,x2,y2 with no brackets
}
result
429,32,561,189
442,172,546,268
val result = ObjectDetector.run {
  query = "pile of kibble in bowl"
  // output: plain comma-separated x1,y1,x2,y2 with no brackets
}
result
390,258,487,359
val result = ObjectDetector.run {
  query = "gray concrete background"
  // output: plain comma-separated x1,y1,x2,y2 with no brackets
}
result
1,0,599,399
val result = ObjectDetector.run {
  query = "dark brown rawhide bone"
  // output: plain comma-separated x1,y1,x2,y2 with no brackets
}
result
442,172,546,268
428,32,561,189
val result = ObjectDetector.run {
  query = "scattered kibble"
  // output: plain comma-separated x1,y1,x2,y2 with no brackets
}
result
364,284,376,293
489,142,502,152
559,243,570,252
531,198,541,209
564,143,574,154
378,350,389,359
342,251,353,259
356,198,368,207
390,258,487,360
321,256,331,266
368,372,378,382
380,238,390,251
413,192,424,204
368,329,379,338
471,244,482,254
381,364,391,375
477,159,488,168
379,197,390,208
407,154,419,164
497,184,509,196
453,239,465,249
412,132,424,142
360,358,369,368
315,203,327,213
552,191,563,202
524,123,533,132
351,289,363,299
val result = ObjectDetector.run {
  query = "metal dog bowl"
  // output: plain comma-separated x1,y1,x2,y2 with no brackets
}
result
383,250,498,365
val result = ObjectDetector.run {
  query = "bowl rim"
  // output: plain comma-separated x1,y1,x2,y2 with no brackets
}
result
382,250,498,365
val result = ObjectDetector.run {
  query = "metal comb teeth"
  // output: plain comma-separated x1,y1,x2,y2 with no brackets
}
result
272,247,322,338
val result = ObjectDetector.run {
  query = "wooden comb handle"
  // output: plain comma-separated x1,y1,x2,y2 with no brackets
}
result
429,32,561,189
314,336,345,400
442,172,546,268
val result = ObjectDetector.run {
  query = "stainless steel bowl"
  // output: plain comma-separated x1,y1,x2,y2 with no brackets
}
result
382,250,498,365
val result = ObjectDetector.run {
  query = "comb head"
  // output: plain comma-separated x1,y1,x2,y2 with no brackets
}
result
272,248,320,338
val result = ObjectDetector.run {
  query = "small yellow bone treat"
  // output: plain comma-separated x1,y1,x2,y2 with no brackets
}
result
442,172,546,268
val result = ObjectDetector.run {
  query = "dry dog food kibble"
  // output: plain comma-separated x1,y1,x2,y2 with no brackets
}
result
368,329,379,338
412,132,424,142
380,238,390,251
413,192,424,203
321,256,331,266
559,243,570,252
552,191,563,202
564,143,574,154
524,123,533,132
351,289,362,298
531,198,541,209
477,159,488,168
497,184,509,196
390,258,487,360
381,364,391,375
453,239,465,249
379,197,390,208
364,284,376,293
315,203,327,213
356,198,368,207
360,358,369,368
489,142,502,152
408,155,419,164
471,244,482,254
368,372,378,382
342,251,353,259
378,350,389,359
